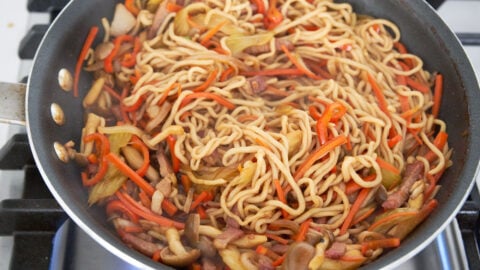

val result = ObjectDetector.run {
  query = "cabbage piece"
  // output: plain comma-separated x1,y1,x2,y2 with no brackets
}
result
380,168,401,190
231,160,257,185
174,3,210,36
225,32,274,54
88,133,132,204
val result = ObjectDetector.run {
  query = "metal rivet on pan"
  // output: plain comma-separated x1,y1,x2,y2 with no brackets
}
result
54,142,70,163
50,103,65,126
58,68,73,92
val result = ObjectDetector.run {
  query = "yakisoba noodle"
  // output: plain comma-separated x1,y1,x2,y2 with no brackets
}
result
73,0,450,269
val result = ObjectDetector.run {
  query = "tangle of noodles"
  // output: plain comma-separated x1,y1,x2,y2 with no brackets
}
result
74,0,451,269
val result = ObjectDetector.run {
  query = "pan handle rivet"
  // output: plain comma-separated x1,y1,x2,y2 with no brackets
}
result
58,68,73,92
54,142,70,163
51,103,65,126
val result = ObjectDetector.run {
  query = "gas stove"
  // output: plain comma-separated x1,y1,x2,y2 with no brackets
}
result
0,0,479,269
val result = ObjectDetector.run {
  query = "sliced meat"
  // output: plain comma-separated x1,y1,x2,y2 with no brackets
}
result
213,227,245,249
148,0,172,38
122,233,163,256
382,161,424,210
156,146,175,178
198,236,217,258
325,242,347,259
245,38,294,54
247,75,268,94
271,244,289,254
258,255,274,270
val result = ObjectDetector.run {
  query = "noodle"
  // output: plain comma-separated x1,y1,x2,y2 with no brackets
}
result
76,0,451,269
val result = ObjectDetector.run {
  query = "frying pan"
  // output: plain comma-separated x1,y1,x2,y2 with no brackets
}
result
0,0,479,269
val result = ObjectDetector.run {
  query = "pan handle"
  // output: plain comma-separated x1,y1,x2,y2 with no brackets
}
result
0,82,26,126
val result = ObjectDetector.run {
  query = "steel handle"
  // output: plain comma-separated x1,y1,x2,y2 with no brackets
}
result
0,82,26,125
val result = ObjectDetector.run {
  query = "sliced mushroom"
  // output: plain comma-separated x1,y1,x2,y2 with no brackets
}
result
185,214,201,246
160,227,201,267
232,234,267,248
282,242,315,270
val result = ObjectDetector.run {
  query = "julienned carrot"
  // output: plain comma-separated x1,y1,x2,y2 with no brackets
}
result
295,218,312,242
105,152,155,196
190,191,209,211
125,0,139,15
265,233,289,245
152,250,162,262
425,131,448,163
181,174,192,194
166,2,183,12
116,191,185,229
123,95,145,112
340,188,370,235
103,85,122,101
180,92,235,110
104,35,134,73
367,72,390,118
264,0,283,30
193,69,218,92
251,0,266,14
138,190,151,208
406,77,430,93
281,45,321,80
368,211,417,231
131,136,150,177
316,102,347,145
74,26,99,97
157,83,181,106
200,20,228,46
272,254,286,267
166,135,180,173
121,37,141,67
241,68,304,77
432,74,443,118
220,67,235,82
308,105,322,120
361,238,401,254
388,134,403,148
376,157,400,175
106,199,139,223
197,205,207,219
273,179,289,218
256,245,268,255
81,133,111,186
161,198,178,216
345,174,376,195
294,135,347,181
352,207,376,226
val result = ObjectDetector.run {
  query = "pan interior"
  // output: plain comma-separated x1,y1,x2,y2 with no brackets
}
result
26,0,480,269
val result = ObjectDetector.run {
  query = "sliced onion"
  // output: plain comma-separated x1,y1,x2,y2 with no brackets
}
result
110,3,136,37
225,32,274,55
174,2,210,36
95,42,114,60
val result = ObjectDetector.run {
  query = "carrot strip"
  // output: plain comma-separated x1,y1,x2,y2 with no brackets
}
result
74,26,98,97
345,174,376,195
166,135,180,173
103,85,122,101
273,179,289,218
256,245,268,255
190,191,209,211
200,20,228,46
272,254,286,267
340,188,370,235
251,0,266,14
123,225,144,233
104,35,134,73
367,72,390,118
131,136,150,177
281,45,321,80
265,233,289,245
157,83,180,106
295,218,312,242
294,135,347,181
152,249,162,262
81,133,111,186
197,205,207,219
181,174,192,194
361,238,401,254
406,77,430,93
376,157,400,175
220,67,235,82
432,74,443,118
180,92,235,110
116,191,184,229
166,2,183,12
193,69,218,92
352,207,376,226
121,37,141,68
425,131,448,163
162,199,178,216
125,0,140,15
368,211,417,231
138,190,151,209
388,134,403,148
264,0,283,30
241,68,304,77
105,153,155,196
106,200,139,223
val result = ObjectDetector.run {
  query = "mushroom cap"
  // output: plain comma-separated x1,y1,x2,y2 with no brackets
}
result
160,247,201,267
